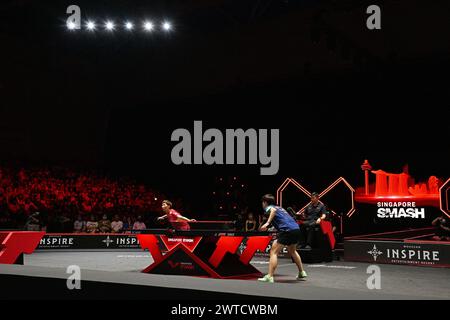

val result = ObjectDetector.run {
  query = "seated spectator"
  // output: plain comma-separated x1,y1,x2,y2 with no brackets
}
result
7,197,20,214
24,198,38,215
73,215,85,233
111,215,123,233
132,216,146,231
122,216,132,233
299,192,328,249
234,211,245,231
98,214,111,233
432,215,450,241
58,214,72,232
25,212,41,231
82,201,93,214
104,198,114,210
85,215,98,233
245,212,257,232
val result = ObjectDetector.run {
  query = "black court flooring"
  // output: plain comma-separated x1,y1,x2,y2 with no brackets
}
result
0,251,448,299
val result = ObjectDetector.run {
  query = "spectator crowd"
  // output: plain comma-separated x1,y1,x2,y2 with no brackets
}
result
0,166,167,232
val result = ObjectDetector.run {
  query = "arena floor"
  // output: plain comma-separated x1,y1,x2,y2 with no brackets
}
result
0,251,449,300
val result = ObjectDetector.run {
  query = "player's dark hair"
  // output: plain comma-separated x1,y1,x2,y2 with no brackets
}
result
162,200,173,208
311,192,319,198
261,194,276,205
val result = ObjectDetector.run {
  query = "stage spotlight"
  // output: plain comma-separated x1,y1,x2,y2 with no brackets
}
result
86,21,96,31
125,21,134,30
67,21,77,30
162,21,172,31
143,21,154,31
105,21,115,31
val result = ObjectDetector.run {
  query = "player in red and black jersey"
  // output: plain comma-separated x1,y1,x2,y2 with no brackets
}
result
157,200,196,231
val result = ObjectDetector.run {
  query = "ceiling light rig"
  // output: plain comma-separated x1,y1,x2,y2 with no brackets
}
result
66,19,174,33
125,21,134,30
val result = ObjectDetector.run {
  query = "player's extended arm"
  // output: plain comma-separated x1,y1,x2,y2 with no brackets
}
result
177,215,196,222
157,214,168,221
260,208,276,231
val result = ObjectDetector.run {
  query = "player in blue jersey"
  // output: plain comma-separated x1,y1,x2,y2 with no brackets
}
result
258,194,307,283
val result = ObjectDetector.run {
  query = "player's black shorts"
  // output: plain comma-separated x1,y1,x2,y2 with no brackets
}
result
277,229,301,246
